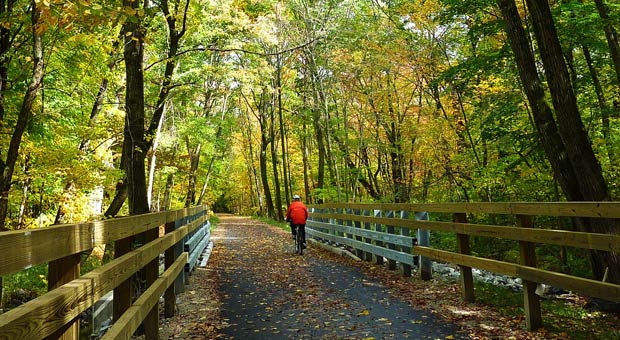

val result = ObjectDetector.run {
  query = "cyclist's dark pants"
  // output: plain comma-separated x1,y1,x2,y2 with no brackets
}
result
291,223,306,243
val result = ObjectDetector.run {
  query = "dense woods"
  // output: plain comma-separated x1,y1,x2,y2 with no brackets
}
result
0,0,619,290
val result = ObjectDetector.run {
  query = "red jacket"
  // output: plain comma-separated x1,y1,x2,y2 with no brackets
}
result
286,201,308,225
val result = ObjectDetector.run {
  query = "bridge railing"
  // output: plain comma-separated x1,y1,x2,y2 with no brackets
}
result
307,202,620,330
0,205,210,340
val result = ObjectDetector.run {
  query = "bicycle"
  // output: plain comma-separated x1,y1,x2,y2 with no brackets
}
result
292,224,305,255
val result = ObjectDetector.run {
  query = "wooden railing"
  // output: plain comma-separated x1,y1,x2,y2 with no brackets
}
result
0,205,210,340
307,202,620,330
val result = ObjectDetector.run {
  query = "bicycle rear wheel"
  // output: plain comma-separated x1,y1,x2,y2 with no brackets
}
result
295,227,303,255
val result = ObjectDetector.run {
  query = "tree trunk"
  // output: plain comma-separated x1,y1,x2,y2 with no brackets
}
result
525,0,609,203
198,93,230,205
0,0,14,122
583,45,616,166
0,0,43,327
105,0,188,216
162,173,174,211
240,105,263,213
115,0,150,326
386,80,408,203
497,0,581,201
332,133,381,200
499,0,619,283
594,0,620,99
17,154,31,229
302,121,311,203
185,140,201,208
0,0,44,231
147,111,164,210
269,104,283,220
276,59,291,205
259,107,275,218
304,51,326,195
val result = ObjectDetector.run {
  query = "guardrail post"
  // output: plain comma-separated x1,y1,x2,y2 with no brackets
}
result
386,210,397,270
178,216,188,293
315,207,322,242
363,209,373,261
400,211,412,277
164,220,177,318
455,213,475,302
340,208,347,245
45,253,81,340
374,209,384,265
353,209,365,259
415,211,431,280
517,214,542,331
345,208,353,240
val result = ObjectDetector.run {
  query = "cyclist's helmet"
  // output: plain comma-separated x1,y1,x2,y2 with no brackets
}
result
293,194,301,200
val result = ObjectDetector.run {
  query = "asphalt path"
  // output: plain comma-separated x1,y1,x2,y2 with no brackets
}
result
211,215,464,339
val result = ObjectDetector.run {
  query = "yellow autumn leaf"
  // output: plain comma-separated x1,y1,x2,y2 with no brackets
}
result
359,309,369,316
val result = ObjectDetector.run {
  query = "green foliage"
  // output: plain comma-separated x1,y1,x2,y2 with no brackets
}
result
430,231,457,252
80,253,103,276
474,281,523,317
312,187,341,203
209,213,221,226
3,265,48,307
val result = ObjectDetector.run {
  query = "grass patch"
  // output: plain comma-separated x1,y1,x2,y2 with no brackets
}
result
254,216,290,232
210,214,221,225
474,281,523,317
473,280,620,339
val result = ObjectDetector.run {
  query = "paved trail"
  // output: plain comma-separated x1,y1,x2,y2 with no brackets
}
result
211,215,464,339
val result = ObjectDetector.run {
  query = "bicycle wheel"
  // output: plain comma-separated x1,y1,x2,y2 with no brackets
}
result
295,227,303,255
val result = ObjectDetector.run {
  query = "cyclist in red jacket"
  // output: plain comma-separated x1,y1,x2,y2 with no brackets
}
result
286,194,308,248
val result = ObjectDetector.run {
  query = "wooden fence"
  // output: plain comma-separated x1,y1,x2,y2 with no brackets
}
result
307,202,620,330
0,205,210,340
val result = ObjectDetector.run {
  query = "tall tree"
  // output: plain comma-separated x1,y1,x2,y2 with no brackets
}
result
593,0,620,100
114,0,151,331
106,0,191,216
0,0,44,231
497,0,619,283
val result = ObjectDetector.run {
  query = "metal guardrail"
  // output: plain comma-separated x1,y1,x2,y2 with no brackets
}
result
185,220,211,273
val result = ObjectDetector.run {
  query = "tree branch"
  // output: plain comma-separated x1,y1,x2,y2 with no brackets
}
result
144,38,320,71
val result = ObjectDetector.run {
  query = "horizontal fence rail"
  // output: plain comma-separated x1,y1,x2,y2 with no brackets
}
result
307,202,620,331
0,205,210,340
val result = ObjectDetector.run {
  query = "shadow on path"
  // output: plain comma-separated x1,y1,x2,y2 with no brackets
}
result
213,215,464,339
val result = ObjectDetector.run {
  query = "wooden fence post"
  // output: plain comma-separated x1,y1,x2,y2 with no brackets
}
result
400,211,412,277
455,213,475,302
517,214,542,331
164,220,177,318
143,225,160,340
415,211,432,280
113,236,133,322
363,210,373,262
353,209,365,259
374,209,384,265
345,208,353,243
386,210,397,270
45,253,81,340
